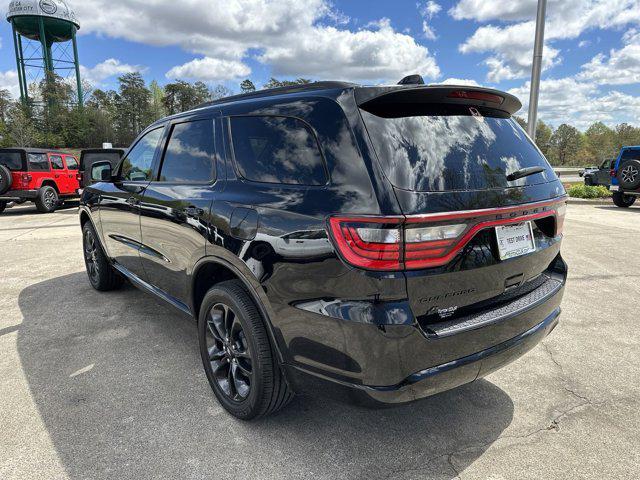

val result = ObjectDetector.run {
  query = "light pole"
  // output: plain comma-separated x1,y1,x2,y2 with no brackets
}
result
527,0,547,139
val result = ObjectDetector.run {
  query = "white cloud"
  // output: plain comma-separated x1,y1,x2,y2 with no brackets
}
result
450,0,538,22
80,59,143,86
439,78,481,86
509,77,640,129
454,0,640,81
0,70,20,98
166,57,251,82
460,21,561,81
259,19,439,81
418,1,441,40
73,0,440,83
578,40,591,48
577,29,640,85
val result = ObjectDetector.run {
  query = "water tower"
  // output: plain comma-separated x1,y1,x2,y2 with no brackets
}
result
6,0,82,105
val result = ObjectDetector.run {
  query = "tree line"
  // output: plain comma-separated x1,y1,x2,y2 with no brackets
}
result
0,72,638,166
513,117,640,166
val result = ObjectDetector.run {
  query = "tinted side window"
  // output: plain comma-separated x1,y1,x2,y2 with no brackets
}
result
121,128,163,181
28,153,49,171
230,116,327,186
50,155,65,170
621,150,640,161
66,156,79,170
159,120,215,183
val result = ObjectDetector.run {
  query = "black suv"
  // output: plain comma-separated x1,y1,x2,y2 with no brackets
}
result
79,81,568,419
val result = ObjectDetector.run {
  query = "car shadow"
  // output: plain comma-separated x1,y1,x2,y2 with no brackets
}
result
595,205,640,213
17,272,514,479
2,201,79,216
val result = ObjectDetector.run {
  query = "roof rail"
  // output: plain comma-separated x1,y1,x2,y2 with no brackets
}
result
195,81,357,109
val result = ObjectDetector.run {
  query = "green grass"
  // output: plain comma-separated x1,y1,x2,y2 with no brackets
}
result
567,184,612,199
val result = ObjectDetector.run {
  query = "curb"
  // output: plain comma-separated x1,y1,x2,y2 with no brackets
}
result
567,198,613,205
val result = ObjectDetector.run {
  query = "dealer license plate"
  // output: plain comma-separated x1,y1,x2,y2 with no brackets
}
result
495,222,536,260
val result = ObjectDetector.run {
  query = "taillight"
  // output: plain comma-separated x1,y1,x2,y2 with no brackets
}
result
555,203,566,237
328,198,567,271
328,217,403,271
21,173,31,188
610,169,617,177
447,90,504,104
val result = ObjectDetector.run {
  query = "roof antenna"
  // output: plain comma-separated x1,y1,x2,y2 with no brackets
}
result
398,74,425,85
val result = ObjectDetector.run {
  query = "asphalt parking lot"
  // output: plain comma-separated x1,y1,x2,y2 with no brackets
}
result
1,202,639,479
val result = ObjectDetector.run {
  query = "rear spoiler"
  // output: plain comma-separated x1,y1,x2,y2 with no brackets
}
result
355,85,522,116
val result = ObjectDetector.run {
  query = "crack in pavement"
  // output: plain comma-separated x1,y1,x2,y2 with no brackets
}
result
380,344,605,479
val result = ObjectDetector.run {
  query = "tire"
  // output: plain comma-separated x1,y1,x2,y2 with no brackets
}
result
584,176,593,186
0,165,11,195
198,280,293,420
612,191,636,208
0,201,6,214
35,185,58,213
82,221,124,291
617,159,640,190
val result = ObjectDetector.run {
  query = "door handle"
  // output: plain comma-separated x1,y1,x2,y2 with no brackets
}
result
184,206,205,217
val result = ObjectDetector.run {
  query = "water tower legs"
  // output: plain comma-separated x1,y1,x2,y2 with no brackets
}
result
11,22,28,102
72,27,83,106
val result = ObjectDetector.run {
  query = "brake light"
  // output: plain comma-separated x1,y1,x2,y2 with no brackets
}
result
328,198,567,271
328,217,403,271
610,169,617,177
21,173,31,188
555,203,566,237
447,90,504,104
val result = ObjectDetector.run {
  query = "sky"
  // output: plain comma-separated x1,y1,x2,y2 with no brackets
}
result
1,0,639,129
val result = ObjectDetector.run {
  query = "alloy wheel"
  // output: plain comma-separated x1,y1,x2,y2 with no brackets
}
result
83,229,100,283
621,165,638,184
205,303,253,401
44,190,57,209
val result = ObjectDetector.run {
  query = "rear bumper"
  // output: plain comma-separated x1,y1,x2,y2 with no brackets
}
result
0,190,38,201
286,308,560,405
284,257,566,405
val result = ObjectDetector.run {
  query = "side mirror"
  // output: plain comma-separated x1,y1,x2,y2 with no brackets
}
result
91,161,113,182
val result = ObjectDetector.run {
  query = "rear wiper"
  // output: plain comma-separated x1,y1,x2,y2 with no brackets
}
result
506,166,545,182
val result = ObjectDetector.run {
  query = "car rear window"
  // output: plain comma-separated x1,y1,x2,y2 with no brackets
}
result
230,115,327,186
0,152,24,170
28,153,50,171
159,119,215,183
360,104,553,192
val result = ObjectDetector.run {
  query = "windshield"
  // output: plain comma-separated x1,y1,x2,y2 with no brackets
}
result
0,152,25,171
360,104,554,192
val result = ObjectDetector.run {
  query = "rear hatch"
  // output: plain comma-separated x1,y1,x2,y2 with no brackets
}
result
0,149,27,191
79,149,124,187
356,85,566,326
0,150,26,171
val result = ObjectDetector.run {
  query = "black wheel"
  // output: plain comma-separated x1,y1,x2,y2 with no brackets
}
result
82,222,124,291
0,165,11,195
612,191,636,208
584,176,593,186
35,186,58,213
617,160,640,190
198,280,293,420
0,201,6,214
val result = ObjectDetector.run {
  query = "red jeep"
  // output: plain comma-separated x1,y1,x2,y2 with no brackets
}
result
0,148,81,213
